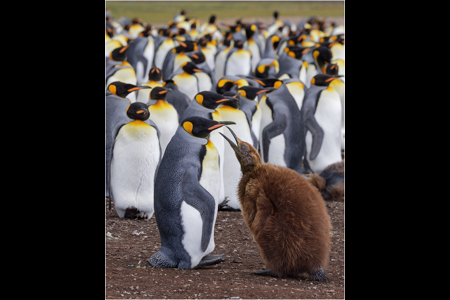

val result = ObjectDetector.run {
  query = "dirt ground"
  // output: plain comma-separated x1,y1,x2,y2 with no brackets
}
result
105,174,344,299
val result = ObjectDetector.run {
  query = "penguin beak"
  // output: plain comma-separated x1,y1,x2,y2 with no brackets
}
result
136,110,145,114
219,126,241,155
216,97,240,109
127,86,152,92
256,87,276,94
208,121,236,131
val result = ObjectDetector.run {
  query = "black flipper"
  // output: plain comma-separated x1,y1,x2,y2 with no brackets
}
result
181,172,216,252
193,254,227,268
262,113,287,163
304,112,324,161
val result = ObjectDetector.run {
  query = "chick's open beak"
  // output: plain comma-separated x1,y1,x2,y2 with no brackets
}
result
219,126,241,155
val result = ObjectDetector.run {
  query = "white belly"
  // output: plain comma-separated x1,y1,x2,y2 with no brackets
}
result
110,121,160,218
305,88,342,173
149,102,179,154
225,50,251,76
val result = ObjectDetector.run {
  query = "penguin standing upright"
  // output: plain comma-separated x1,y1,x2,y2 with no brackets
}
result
170,62,202,100
109,102,161,219
302,75,342,173
148,116,235,269
224,39,252,77
106,81,152,198
179,92,240,206
126,29,156,85
259,81,306,174
234,86,276,148
136,67,163,103
216,94,255,210
162,79,190,121
106,46,138,97
147,86,179,155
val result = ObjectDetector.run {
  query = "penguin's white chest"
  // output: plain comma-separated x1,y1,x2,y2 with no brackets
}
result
149,101,179,154
199,140,221,202
181,140,220,268
225,50,251,76
110,120,160,218
305,87,342,173
172,73,198,100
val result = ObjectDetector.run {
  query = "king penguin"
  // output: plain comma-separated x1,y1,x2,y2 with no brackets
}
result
216,93,255,211
224,39,252,77
179,92,240,208
148,116,235,269
106,82,153,198
147,86,179,155
259,81,307,174
136,67,163,103
302,75,342,174
109,102,161,219
125,30,156,85
106,45,138,95
170,61,202,100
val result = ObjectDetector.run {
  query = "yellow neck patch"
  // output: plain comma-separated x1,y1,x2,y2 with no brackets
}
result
183,121,194,135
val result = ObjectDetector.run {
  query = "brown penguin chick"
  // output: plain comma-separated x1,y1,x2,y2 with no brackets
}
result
220,127,332,281
308,160,345,201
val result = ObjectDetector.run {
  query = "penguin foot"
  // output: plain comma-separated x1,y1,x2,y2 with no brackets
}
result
147,251,177,268
218,199,241,211
308,267,329,282
251,269,278,277
194,254,227,269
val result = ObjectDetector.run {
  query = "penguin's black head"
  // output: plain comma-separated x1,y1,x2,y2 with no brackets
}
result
186,51,206,64
195,91,240,109
252,77,283,89
148,67,163,81
109,45,129,61
284,45,307,59
126,102,150,121
208,15,216,24
162,79,178,89
172,40,197,54
255,59,279,78
234,40,244,49
181,116,235,138
313,46,332,73
244,24,257,39
325,63,339,75
311,74,343,86
150,86,170,101
236,86,276,100
107,81,151,98
216,78,236,94
181,62,203,74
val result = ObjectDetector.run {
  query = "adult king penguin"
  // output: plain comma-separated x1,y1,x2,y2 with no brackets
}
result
136,67,163,103
179,91,240,207
109,102,161,219
148,117,235,269
302,74,342,173
147,86,179,155
170,61,202,100
105,82,152,199
106,46,138,97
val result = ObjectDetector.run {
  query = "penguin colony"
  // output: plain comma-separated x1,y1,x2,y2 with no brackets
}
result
106,8,344,279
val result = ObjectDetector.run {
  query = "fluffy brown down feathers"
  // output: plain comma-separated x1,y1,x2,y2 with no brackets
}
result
238,163,331,278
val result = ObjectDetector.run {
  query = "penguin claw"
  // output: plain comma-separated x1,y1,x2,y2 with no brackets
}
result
136,212,148,219
251,269,278,277
308,267,329,282
194,254,227,269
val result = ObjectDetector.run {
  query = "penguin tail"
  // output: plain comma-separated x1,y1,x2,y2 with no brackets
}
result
194,254,227,269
